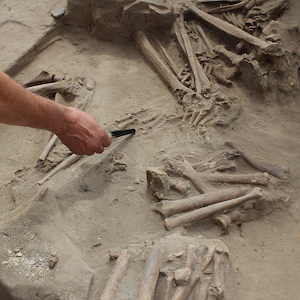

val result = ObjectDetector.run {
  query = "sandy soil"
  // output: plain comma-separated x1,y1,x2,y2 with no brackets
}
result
1,0,300,299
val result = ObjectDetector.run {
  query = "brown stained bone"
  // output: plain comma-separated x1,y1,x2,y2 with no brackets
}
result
133,30,192,101
164,187,263,230
99,249,130,300
214,45,244,66
207,0,251,14
23,70,53,87
169,179,190,195
225,140,288,179
186,2,282,56
195,24,214,56
170,273,199,300
214,210,243,230
138,244,163,300
198,172,269,186
155,187,251,218
37,154,82,185
208,252,225,298
26,81,68,95
154,38,181,76
117,118,138,130
164,154,210,194
156,272,174,300
201,245,216,272
193,275,212,300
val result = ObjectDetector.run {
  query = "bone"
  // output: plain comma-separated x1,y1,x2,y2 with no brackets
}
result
148,115,165,130
214,45,244,66
142,113,158,124
208,253,225,298
164,187,263,230
174,268,191,285
133,30,192,100
85,78,95,90
201,245,216,272
170,273,199,300
138,244,163,300
37,154,82,185
195,24,214,56
207,0,251,14
147,167,171,196
26,80,68,95
193,275,212,300
186,244,197,271
117,118,138,130
155,187,251,218
214,210,243,230
23,70,53,87
211,64,237,86
154,38,181,76
156,272,174,300
198,172,269,186
37,134,59,165
186,2,282,56
99,249,130,300
169,179,190,195
225,140,288,179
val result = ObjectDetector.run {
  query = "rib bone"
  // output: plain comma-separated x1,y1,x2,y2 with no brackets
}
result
186,2,282,56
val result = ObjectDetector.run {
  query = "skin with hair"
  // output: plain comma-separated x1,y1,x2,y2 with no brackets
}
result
0,70,111,155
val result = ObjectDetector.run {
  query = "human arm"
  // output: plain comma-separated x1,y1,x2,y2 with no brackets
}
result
0,70,111,155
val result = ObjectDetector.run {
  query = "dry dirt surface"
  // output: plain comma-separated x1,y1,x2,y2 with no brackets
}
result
1,0,300,299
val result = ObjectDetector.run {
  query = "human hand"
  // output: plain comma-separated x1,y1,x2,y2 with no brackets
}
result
55,107,111,155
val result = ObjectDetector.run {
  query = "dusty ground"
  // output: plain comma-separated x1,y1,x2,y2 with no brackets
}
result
1,0,300,299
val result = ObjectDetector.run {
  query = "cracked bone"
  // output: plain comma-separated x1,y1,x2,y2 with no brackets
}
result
164,187,263,230
193,275,212,300
133,30,192,101
214,45,244,66
226,140,288,179
201,245,216,272
169,179,190,195
155,187,251,218
186,2,282,56
138,244,163,300
147,167,171,195
208,252,225,298
99,249,130,300
214,210,243,230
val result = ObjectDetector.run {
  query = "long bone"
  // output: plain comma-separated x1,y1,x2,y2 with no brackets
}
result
164,187,262,230
26,80,68,95
198,172,269,186
193,275,212,300
23,70,53,87
186,2,282,56
156,272,174,300
214,45,244,66
170,273,199,300
208,252,225,298
207,0,251,14
225,140,288,179
201,245,216,272
155,187,251,218
133,30,192,100
99,249,130,300
195,24,214,55
37,134,59,166
138,244,163,300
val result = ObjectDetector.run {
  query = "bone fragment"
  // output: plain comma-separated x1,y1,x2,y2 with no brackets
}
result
201,245,216,272
156,272,174,300
174,268,192,285
155,187,250,218
186,245,197,271
37,134,59,165
193,276,212,300
198,172,269,186
170,273,199,300
164,187,262,230
169,179,190,195
148,115,165,130
139,244,163,300
37,154,82,185
27,81,68,95
225,140,288,179
117,118,138,130
86,78,95,90
154,38,181,76
214,210,242,230
133,30,192,100
147,167,171,196
23,70,52,87
53,71,65,82
99,249,130,300
195,24,214,55
186,2,282,56
209,253,225,298
207,0,251,14
189,110,198,126
116,114,133,123
214,45,244,66
142,113,158,124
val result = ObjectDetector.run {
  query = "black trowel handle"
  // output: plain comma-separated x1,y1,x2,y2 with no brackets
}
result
108,128,136,139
